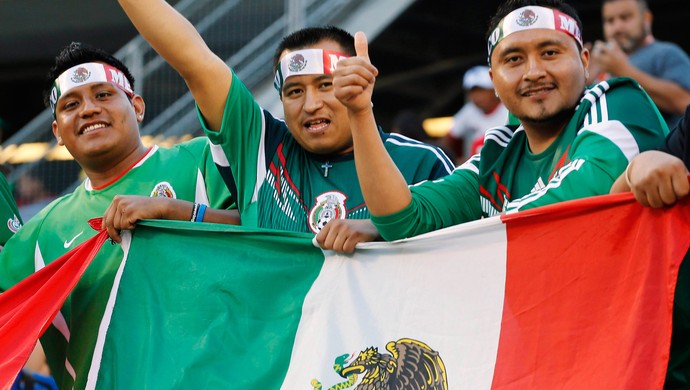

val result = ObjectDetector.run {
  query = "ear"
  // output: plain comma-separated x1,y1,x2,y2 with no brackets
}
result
580,46,590,75
52,120,64,146
131,94,146,122
643,10,653,34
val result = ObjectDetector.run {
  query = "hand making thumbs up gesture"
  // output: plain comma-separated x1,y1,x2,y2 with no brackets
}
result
333,31,379,115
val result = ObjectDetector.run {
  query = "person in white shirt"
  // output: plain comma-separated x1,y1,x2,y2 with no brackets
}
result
446,65,508,163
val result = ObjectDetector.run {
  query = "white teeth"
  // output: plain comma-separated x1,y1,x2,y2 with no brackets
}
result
82,123,107,134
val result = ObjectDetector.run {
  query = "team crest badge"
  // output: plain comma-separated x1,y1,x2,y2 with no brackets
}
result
70,66,92,83
6,215,21,233
516,9,538,26
310,338,448,389
150,182,176,198
288,53,308,72
308,191,347,233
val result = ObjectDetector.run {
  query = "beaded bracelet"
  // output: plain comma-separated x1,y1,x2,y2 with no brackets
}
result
190,202,200,222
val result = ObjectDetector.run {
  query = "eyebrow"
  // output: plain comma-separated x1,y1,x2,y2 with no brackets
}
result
281,74,333,93
59,82,114,101
497,37,569,57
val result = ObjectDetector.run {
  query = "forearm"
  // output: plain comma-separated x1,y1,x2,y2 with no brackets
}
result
118,0,230,129
617,65,690,115
350,109,412,216
372,169,481,240
159,199,239,225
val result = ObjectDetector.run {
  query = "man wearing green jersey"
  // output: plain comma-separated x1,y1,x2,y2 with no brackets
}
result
117,0,454,253
0,43,237,388
338,0,668,240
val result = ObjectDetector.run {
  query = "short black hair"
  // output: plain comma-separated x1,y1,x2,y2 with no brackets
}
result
43,42,135,108
272,26,355,71
602,0,648,12
485,0,583,44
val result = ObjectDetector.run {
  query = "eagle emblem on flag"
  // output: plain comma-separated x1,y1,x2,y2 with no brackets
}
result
311,338,448,389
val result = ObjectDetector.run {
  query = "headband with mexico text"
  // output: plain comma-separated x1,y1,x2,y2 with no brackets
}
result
486,6,583,65
49,62,134,116
273,49,350,93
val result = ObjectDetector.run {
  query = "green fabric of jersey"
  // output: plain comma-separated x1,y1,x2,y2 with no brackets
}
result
202,71,454,234
0,172,21,247
373,77,669,240
0,138,234,389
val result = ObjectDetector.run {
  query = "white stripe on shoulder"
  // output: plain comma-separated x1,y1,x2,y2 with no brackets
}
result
458,156,479,174
588,99,598,124
386,132,425,145
599,92,609,122
385,133,455,174
195,169,210,205
484,126,516,147
581,81,612,125
209,143,229,167
578,120,639,163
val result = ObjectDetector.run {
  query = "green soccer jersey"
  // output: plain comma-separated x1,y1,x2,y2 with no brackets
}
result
0,138,234,389
373,78,669,240
202,71,454,234
0,172,21,247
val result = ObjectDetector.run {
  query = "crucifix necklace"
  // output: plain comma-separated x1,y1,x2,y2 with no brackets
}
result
321,161,332,177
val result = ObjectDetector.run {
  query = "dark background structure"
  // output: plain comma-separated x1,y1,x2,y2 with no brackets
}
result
0,0,688,139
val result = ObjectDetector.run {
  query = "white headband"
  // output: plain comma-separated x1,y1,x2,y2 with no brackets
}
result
50,62,134,115
487,6,583,65
273,48,350,92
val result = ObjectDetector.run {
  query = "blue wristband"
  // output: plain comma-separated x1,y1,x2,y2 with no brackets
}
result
195,204,207,222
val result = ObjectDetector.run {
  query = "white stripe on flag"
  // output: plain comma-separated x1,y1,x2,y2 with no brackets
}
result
282,216,507,389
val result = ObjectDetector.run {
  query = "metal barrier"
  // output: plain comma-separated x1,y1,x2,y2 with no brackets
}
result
2,0,359,203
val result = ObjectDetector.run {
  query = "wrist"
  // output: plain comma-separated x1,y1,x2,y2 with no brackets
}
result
625,158,636,189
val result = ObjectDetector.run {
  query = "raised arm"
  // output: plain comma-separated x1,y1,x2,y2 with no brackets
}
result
333,32,411,216
118,0,231,130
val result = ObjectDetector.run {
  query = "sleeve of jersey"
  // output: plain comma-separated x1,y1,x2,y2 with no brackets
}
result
419,145,455,180
0,173,21,246
0,219,42,293
371,166,482,241
199,139,237,210
197,70,266,213
657,45,690,91
505,84,668,212
663,106,689,163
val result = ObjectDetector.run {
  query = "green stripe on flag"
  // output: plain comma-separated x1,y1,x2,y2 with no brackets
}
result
94,221,324,388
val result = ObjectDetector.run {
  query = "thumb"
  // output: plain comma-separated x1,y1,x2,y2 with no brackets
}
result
354,31,369,59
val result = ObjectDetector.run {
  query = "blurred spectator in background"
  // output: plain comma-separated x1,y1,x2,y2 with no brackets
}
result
445,65,508,164
588,0,690,128
15,173,55,221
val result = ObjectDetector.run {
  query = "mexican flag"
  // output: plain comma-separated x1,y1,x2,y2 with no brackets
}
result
1,194,689,389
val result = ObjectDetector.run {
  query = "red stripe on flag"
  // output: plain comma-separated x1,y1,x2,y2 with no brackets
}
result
492,194,690,388
0,219,108,389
